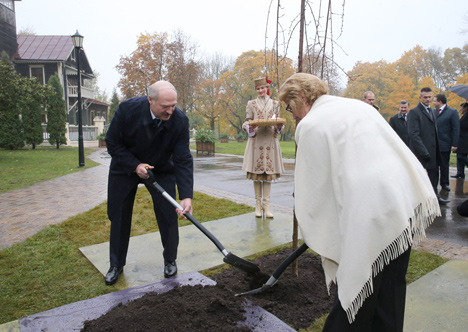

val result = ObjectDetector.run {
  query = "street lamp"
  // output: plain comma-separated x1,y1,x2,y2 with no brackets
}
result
72,30,85,167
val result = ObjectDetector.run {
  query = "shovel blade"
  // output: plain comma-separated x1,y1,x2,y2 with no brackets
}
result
223,252,260,274
235,284,273,297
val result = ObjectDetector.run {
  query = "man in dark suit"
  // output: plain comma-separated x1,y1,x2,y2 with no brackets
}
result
407,87,449,205
434,93,459,191
363,91,379,111
452,103,468,179
389,100,410,145
104,81,193,285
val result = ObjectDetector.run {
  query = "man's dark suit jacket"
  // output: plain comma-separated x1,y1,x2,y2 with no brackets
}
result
407,102,440,170
389,113,408,145
436,106,460,152
105,96,193,200
458,112,468,154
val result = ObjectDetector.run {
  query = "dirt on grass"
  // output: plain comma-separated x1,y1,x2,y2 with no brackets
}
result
82,247,336,332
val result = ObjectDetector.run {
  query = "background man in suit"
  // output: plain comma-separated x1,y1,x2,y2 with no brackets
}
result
452,103,468,179
363,91,379,111
389,100,410,145
434,93,459,191
407,87,449,205
104,81,193,285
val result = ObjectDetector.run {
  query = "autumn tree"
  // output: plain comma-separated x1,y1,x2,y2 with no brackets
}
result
46,74,67,149
116,30,202,112
0,52,24,150
193,53,234,131
448,72,468,106
219,50,295,136
343,60,398,116
395,45,433,88
442,45,468,86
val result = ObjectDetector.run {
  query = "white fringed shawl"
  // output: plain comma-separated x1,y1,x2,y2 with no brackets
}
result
294,95,440,323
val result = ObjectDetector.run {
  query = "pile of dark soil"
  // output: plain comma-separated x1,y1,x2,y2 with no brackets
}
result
82,247,336,332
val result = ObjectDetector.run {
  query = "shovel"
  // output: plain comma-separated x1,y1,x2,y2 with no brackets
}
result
235,243,309,296
145,167,260,274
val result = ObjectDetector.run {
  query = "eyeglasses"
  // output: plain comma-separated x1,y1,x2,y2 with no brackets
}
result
286,104,292,113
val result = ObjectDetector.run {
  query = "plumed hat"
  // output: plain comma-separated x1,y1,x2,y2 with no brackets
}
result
254,77,269,87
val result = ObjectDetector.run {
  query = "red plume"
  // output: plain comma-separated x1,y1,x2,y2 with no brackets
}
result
266,77,272,95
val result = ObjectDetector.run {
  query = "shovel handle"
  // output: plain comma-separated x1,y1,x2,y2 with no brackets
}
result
272,243,309,279
145,167,228,256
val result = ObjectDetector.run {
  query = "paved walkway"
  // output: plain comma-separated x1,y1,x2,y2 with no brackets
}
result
1,148,468,263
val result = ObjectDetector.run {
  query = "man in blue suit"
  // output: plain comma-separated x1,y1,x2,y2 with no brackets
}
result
434,93,459,192
104,81,193,285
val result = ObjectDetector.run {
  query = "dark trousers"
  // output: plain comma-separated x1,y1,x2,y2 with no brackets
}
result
323,248,411,332
439,151,451,187
107,173,179,267
456,153,468,176
426,167,439,194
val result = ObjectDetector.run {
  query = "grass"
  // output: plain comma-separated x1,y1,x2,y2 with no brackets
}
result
195,140,458,165
0,146,100,193
0,188,254,324
0,144,450,329
191,140,297,159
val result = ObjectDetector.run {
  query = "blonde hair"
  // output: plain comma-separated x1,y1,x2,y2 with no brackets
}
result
279,73,328,111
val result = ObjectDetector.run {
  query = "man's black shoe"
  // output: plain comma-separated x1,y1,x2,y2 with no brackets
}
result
437,196,450,205
441,185,451,192
451,174,465,179
105,266,123,285
164,261,177,278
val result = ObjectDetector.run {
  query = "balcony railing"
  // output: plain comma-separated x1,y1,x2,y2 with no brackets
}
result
67,86,95,99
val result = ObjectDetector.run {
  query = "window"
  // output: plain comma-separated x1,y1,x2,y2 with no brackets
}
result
0,1,14,10
30,66,45,85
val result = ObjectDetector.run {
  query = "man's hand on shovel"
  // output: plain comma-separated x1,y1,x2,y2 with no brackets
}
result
144,166,192,219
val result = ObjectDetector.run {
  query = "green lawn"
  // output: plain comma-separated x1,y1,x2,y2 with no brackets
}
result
0,146,100,193
192,140,297,159
194,140,458,166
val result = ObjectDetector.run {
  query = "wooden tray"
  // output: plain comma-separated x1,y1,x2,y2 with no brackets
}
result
249,118,286,127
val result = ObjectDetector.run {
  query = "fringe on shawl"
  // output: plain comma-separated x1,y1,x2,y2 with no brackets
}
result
342,196,440,324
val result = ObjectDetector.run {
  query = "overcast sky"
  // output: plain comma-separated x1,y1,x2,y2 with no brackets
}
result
15,0,468,96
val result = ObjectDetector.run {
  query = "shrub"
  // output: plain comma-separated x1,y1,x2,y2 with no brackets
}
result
194,128,216,143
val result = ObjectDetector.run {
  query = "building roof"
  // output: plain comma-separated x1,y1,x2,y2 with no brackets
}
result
89,99,110,107
15,35,73,61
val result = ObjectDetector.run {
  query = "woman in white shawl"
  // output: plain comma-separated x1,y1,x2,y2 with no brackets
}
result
242,77,285,218
278,73,440,331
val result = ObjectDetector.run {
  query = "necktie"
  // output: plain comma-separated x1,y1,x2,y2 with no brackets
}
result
153,118,161,127
438,108,441,115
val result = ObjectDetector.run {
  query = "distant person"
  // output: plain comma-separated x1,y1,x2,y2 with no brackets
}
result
104,81,193,285
452,103,468,179
407,87,449,205
242,77,284,218
279,73,440,332
434,93,459,191
363,91,379,111
389,100,410,145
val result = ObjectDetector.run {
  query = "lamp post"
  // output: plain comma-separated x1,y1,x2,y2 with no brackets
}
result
72,30,85,167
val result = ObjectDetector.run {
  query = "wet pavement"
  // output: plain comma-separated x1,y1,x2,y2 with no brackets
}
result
194,153,468,250
1,148,468,255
